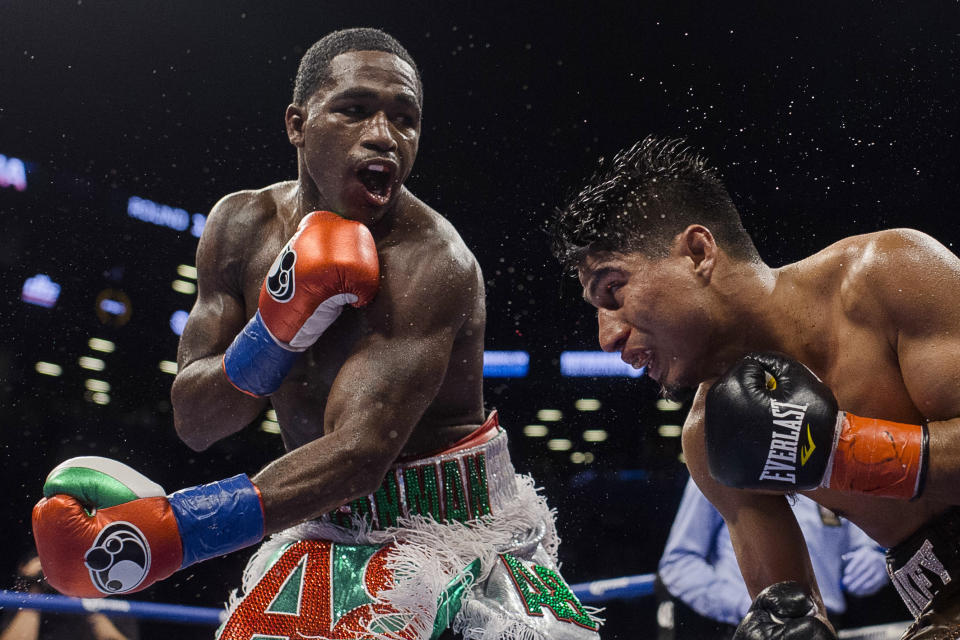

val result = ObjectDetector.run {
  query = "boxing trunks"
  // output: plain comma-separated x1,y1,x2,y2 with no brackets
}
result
886,506,960,639
217,412,601,640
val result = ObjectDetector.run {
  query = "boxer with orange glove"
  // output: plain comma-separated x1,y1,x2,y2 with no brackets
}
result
34,209,381,597
32,457,264,597
222,210,380,397
705,351,928,499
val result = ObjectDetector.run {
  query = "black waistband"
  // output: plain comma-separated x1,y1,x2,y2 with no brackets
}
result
886,507,960,619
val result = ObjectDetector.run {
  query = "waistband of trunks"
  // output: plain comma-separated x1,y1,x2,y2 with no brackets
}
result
324,418,517,531
886,506,960,619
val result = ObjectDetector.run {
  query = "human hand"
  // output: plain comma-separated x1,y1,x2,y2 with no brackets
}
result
842,547,888,595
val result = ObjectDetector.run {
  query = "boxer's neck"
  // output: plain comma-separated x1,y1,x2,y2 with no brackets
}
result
721,263,834,372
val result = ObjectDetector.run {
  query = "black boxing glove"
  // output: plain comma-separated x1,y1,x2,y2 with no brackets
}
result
705,352,927,498
734,582,836,640
706,352,838,491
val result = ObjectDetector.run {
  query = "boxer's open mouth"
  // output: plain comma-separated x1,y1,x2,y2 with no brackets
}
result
356,161,395,206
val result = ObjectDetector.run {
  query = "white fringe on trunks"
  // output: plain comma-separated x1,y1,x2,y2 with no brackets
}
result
225,474,596,640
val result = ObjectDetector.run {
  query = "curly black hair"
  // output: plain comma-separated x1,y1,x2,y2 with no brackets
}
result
293,28,422,106
549,136,758,271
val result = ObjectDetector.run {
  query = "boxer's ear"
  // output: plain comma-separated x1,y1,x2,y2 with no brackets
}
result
285,104,305,147
678,224,716,280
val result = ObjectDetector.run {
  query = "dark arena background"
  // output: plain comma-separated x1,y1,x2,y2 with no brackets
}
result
1,2,957,638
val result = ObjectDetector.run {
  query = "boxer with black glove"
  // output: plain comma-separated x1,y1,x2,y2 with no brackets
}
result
706,351,928,500
734,582,836,640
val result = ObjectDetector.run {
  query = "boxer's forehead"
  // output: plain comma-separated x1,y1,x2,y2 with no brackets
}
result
318,50,421,108
577,251,646,287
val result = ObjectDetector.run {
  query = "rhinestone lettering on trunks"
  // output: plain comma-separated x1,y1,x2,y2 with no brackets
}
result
890,539,952,618
500,554,599,631
442,460,469,523
404,464,441,521
326,434,497,529
372,472,402,529
218,540,418,640
465,452,491,518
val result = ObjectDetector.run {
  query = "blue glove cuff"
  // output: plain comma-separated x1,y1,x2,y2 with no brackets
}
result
168,474,265,568
222,310,299,397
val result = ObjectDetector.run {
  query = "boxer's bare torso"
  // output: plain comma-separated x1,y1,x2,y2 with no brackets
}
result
213,181,485,454
171,48,491,532
173,180,486,531
679,229,960,597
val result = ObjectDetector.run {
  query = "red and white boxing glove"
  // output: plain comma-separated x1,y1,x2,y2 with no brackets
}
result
33,457,264,598
223,211,380,396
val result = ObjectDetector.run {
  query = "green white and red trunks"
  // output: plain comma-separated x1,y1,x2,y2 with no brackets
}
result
217,413,602,640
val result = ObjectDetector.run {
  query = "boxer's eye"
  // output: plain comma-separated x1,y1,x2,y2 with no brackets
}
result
391,112,416,128
339,105,368,119
603,281,623,304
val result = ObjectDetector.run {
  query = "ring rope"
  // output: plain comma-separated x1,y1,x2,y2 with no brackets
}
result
0,590,227,625
0,580,910,639
0,575,655,624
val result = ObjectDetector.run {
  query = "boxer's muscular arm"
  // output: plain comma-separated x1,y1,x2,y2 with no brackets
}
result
171,196,268,451
253,241,483,533
683,388,832,626
868,229,960,503
659,481,753,623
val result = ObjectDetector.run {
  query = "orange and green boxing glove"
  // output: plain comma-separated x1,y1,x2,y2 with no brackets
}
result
32,456,265,597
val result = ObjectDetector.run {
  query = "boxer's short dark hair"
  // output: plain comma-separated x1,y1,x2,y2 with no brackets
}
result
293,28,422,105
550,136,759,270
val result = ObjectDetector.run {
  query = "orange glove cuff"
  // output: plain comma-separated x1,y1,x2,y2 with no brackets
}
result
826,413,928,500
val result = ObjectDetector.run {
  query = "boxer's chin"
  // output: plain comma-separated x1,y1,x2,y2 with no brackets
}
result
344,181,397,219
655,364,695,400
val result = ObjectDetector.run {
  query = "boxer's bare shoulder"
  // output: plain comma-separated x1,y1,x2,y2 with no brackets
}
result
845,229,960,324
790,228,955,326
376,190,484,328
808,229,960,421
366,190,486,447
383,190,476,259
202,182,295,243
195,181,298,301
